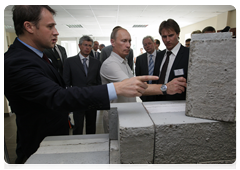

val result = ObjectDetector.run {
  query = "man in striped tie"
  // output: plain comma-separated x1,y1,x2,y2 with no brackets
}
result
135,36,162,101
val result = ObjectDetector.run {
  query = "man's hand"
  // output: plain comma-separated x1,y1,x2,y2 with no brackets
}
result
166,77,187,95
114,76,159,97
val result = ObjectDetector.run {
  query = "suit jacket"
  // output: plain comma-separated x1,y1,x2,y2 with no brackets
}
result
154,44,189,101
90,50,100,61
4,38,110,158
63,54,102,88
43,44,67,76
100,45,134,71
135,51,162,101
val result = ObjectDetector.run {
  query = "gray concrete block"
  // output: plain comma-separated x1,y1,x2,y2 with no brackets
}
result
26,152,109,164
144,101,236,164
109,107,118,140
25,134,109,164
191,32,232,40
110,140,120,164
197,159,238,169
111,102,154,164
186,32,236,122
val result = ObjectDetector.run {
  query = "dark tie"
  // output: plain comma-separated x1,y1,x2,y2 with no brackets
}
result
95,52,97,58
42,53,51,65
82,58,88,75
159,51,172,84
53,46,63,74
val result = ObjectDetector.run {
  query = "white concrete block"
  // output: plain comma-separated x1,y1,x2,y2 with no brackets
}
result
26,134,109,164
186,32,236,122
111,102,154,164
144,101,236,164
110,140,120,164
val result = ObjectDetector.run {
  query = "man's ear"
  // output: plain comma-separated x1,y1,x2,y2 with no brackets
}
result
110,39,115,47
23,21,34,34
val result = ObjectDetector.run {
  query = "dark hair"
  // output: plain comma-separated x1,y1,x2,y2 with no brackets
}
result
202,26,216,33
185,38,191,42
155,39,160,45
79,36,93,47
159,19,180,35
12,5,56,36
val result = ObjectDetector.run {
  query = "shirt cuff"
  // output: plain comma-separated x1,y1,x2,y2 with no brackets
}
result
107,83,117,101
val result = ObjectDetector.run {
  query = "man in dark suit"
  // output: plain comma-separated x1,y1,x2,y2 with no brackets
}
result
43,44,67,76
63,36,102,135
4,5,159,164
90,41,100,60
154,19,189,101
135,36,161,102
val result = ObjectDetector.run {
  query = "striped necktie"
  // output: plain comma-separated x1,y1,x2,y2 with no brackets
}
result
148,55,154,84
82,58,88,75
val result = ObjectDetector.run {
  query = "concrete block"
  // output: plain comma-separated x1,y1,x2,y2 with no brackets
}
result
144,101,236,164
26,134,109,164
111,102,154,164
197,159,238,169
186,32,236,122
191,32,232,40
102,110,109,133
25,152,109,164
109,107,118,140
110,140,120,164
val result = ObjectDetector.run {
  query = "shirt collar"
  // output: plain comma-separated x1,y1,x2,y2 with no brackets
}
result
79,53,89,60
17,37,44,58
147,50,156,57
167,42,181,56
111,51,128,64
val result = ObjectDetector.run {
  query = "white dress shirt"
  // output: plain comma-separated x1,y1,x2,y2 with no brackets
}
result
159,42,181,84
79,53,89,67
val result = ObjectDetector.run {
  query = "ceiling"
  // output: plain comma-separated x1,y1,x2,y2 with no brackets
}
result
4,5,235,39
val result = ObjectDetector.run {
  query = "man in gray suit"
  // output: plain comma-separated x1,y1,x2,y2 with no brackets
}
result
100,26,134,72
63,36,102,135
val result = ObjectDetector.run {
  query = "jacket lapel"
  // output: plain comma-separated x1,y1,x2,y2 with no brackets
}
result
169,45,184,81
75,55,87,76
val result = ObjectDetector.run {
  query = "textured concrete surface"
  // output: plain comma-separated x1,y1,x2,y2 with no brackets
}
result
111,102,154,164
186,32,236,122
109,107,118,140
110,140,120,164
144,101,236,164
26,134,109,164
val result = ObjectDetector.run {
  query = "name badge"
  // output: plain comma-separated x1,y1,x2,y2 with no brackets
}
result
174,69,184,76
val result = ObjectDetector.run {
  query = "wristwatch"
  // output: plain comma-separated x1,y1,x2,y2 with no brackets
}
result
160,84,167,95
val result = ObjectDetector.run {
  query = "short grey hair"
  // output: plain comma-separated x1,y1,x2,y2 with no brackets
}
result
79,36,93,47
142,36,154,45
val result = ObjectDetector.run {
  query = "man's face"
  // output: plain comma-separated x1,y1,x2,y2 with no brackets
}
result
161,28,179,51
32,8,59,51
154,40,159,50
99,45,104,51
93,41,99,51
111,29,131,58
143,38,155,54
79,40,92,57
185,41,190,48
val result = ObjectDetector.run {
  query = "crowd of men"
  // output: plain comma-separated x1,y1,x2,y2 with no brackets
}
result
5,5,225,164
